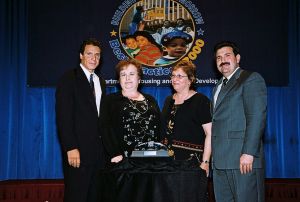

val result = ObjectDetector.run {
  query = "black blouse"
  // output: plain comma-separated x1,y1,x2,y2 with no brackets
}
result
162,93,212,160
102,92,162,157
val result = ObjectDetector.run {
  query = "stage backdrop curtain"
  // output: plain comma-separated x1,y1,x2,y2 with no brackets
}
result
0,0,299,180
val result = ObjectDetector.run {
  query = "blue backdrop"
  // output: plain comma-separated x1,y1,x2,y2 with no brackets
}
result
0,0,299,180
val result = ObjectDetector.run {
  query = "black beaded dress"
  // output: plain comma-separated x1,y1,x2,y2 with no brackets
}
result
102,92,161,157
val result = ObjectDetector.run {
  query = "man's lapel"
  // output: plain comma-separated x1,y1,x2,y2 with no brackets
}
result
212,79,222,112
76,67,98,116
214,68,242,111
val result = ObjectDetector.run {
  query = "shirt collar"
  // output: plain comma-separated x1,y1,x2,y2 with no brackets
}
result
223,67,240,81
80,63,94,80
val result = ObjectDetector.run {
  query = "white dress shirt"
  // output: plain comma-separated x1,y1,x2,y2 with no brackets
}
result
80,64,102,115
213,67,240,107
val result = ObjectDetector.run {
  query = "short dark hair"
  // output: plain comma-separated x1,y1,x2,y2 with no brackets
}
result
134,31,162,51
79,38,101,54
176,18,185,23
214,41,240,57
136,6,144,12
122,35,136,44
134,31,157,45
172,60,196,90
115,59,143,79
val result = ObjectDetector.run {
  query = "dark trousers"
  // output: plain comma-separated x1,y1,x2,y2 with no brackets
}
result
213,168,265,202
63,161,101,202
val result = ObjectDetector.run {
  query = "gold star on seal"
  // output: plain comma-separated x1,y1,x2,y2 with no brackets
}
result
110,29,117,37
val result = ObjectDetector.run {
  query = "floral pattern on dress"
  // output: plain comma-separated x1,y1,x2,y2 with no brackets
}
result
122,98,158,147
164,104,180,156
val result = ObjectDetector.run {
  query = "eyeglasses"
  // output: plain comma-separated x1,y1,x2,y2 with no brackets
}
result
170,74,188,79
84,52,101,60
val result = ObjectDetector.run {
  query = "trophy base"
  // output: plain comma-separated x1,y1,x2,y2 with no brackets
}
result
131,150,169,157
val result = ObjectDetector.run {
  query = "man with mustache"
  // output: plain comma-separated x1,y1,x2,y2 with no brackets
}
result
211,41,267,202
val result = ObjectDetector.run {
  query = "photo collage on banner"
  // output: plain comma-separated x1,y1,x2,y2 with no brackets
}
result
108,0,208,86
27,0,288,87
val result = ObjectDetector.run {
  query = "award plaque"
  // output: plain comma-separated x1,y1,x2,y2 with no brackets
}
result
130,141,170,157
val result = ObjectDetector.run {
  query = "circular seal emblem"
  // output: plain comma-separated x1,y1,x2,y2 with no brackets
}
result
119,0,196,67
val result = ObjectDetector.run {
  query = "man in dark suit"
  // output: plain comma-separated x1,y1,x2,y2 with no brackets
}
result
56,38,106,202
211,41,267,202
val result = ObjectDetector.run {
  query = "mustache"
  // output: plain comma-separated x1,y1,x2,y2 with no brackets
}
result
219,62,230,67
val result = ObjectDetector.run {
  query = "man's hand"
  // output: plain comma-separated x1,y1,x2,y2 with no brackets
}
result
67,149,80,168
240,154,254,174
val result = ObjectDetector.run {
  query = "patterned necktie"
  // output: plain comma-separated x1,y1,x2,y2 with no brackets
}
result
90,74,95,98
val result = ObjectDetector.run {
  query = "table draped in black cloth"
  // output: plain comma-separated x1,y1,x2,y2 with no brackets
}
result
99,158,208,202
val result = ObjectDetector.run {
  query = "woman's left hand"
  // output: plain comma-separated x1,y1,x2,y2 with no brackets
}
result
111,155,123,163
200,162,209,177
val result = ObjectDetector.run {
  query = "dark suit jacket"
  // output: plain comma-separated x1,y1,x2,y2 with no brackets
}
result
55,66,106,167
211,68,267,169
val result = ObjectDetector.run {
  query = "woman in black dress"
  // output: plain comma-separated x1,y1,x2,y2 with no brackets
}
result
162,60,212,175
102,59,162,163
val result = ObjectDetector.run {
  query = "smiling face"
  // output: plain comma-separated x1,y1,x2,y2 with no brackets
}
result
165,38,187,58
80,44,101,73
171,68,191,93
215,46,240,78
136,35,150,48
126,38,138,49
119,64,140,92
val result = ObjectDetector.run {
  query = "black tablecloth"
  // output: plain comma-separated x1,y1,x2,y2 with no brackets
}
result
99,158,208,202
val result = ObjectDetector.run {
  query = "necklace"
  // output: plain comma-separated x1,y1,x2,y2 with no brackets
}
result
122,91,141,100
127,97,149,114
